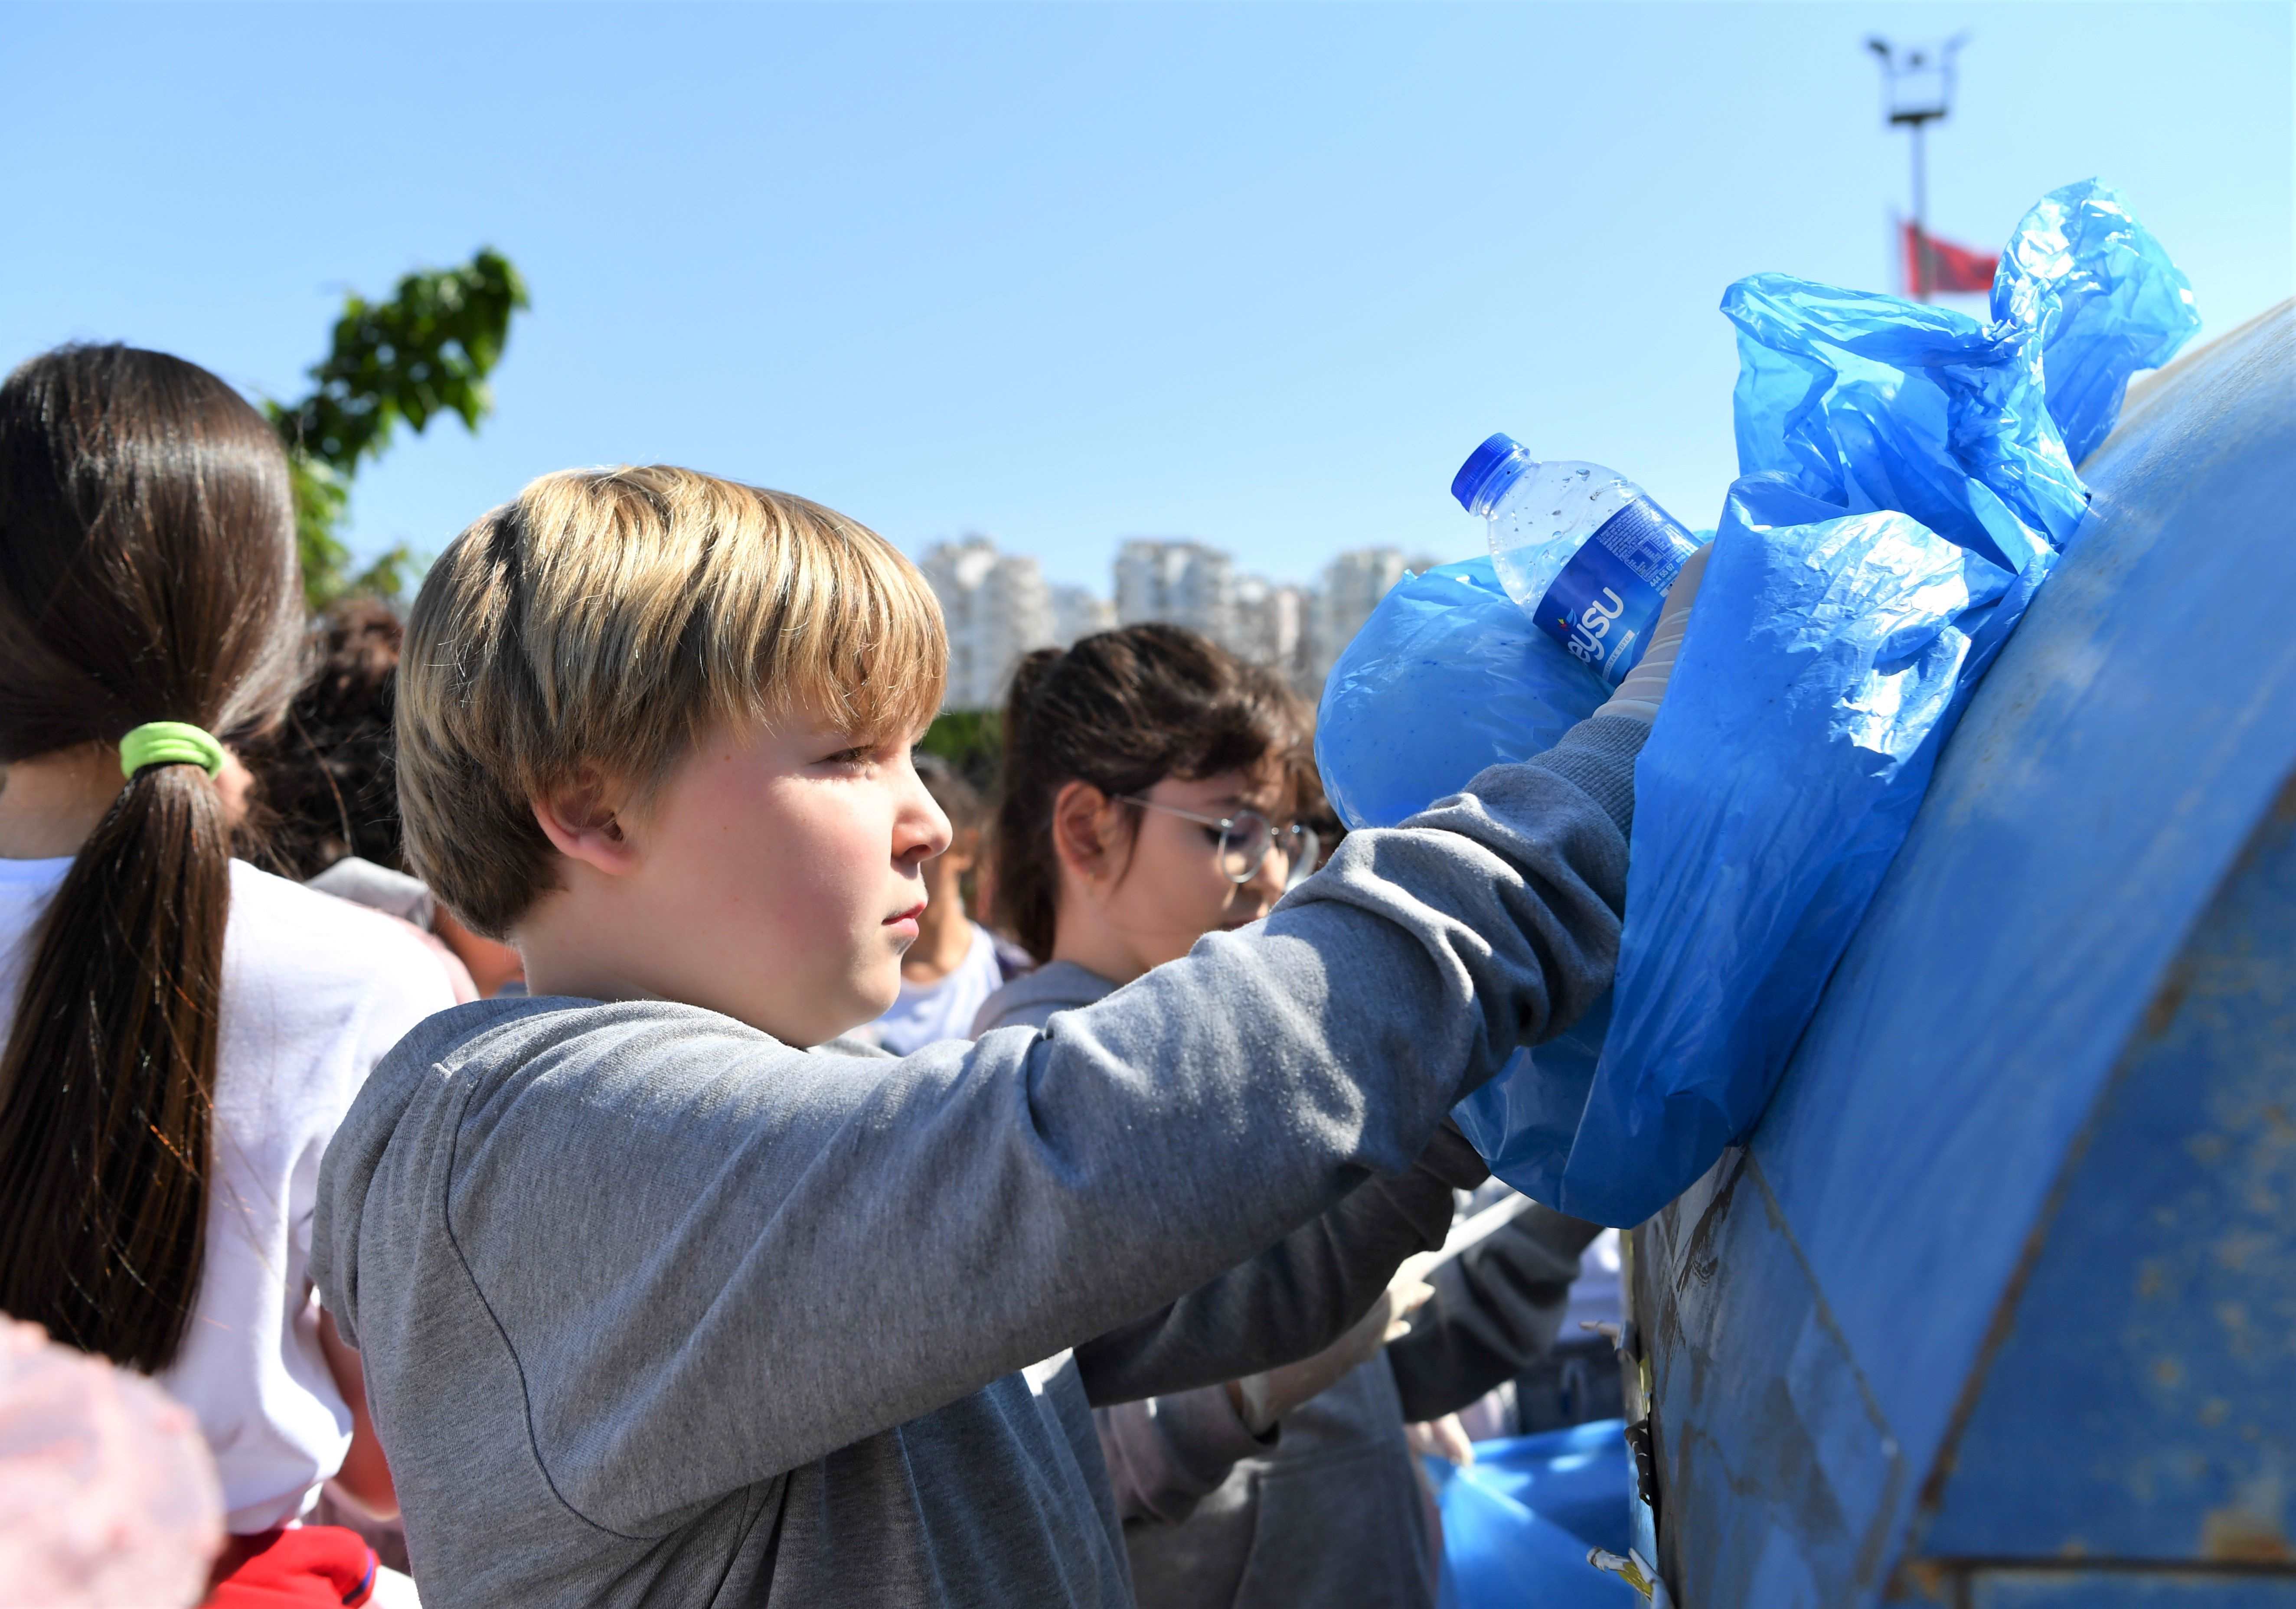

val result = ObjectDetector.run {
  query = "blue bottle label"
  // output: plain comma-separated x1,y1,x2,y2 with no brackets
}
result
1533,499,1700,684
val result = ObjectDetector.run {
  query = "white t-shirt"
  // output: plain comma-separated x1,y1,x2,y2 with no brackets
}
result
856,923,1008,1055
0,856,457,1532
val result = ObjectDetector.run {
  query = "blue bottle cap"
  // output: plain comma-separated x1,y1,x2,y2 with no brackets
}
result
1450,433,1529,514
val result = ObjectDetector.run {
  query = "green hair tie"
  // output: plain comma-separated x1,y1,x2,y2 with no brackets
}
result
118,721,225,781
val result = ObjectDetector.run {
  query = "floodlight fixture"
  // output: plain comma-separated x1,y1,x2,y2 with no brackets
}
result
1867,33,1970,127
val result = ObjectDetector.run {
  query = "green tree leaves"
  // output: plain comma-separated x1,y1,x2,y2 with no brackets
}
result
918,710,1001,794
270,248,529,608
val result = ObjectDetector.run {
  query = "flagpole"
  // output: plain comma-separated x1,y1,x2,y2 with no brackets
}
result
1868,34,1966,304
1910,117,1929,301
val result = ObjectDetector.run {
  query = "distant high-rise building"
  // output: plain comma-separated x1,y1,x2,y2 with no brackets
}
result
1115,540,1235,651
922,533,1445,711
1308,548,1410,683
1050,584,1115,648
1231,575,1313,691
919,536,1056,710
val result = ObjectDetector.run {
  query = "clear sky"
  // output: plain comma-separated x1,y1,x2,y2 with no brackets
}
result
3,2,2288,591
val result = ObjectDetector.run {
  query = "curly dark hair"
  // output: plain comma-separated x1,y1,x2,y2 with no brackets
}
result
243,598,407,880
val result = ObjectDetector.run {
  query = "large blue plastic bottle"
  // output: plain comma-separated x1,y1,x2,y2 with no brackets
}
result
1451,433,1702,685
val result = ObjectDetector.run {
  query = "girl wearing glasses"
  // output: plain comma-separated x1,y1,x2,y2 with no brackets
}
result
973,623,1470,1609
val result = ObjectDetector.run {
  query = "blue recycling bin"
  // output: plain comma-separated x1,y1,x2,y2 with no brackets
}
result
1626,304,2296,1605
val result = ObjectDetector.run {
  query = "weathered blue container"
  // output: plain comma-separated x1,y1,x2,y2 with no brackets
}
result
1626,302,2296,1606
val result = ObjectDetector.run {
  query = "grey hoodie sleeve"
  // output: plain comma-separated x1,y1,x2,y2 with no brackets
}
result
1075,1122,1488,1402
1385,1202,1605,1423
317,717,1646,1535
1071,1124,1485,1526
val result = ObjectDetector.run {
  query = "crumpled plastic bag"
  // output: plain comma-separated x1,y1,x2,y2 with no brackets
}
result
1720,274,2081,578
1556,482,2041,1222
1994,180,2201,463
1559,180,2196,1226
1317,179,2199,1226
1424,1422,1639,1609
1314,561,1610,1198
1316,556,1604,831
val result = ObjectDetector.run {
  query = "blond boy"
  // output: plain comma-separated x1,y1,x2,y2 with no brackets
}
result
314,466,1689,1605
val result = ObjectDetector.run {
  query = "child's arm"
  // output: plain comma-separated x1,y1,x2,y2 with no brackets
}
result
1071,1121,1484,1403
1049,1120,1481,1530
1386,1203,1605,1424
321,716,1646,1534
1093,1287,1401,1527
317,1306,397,1519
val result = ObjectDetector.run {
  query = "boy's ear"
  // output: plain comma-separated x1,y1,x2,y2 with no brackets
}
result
532,767,640,877
1050,780,1117,884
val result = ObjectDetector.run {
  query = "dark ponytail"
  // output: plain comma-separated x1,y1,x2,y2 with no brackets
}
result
0,346,302,1371
990,623,1308,964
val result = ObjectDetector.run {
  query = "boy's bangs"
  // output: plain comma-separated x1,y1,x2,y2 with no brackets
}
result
748,505,947,746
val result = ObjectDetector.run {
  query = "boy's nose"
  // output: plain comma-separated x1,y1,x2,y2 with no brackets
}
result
901,792,953,864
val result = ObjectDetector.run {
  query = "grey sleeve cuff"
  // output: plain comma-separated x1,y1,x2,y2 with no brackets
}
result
1094,1390,1274,1526
1518,714,1650,840
1419,1117,1493,1193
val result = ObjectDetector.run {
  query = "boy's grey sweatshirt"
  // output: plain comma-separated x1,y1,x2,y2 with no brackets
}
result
311,717,1647,1608
975,962,1438,1609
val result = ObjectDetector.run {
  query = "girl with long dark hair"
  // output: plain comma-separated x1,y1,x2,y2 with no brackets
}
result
0,345,454,1601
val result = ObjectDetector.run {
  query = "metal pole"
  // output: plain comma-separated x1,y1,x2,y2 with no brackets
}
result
1910,118,1929,302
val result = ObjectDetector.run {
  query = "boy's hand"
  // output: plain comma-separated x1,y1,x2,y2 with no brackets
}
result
1595,541,1714,724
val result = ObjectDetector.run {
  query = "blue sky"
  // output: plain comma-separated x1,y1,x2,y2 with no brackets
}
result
3,2,2288,591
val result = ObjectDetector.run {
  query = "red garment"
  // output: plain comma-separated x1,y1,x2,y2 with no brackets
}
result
203,1525,377,1609
1901,221,1999,295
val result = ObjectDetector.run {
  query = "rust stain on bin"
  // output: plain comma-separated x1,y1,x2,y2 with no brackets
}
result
2202,1507,2294,1563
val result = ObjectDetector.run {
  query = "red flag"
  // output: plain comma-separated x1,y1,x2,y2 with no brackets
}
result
1901,222,1999,297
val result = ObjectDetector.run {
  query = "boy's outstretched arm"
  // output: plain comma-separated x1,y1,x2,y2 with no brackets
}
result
316,716,1647,1539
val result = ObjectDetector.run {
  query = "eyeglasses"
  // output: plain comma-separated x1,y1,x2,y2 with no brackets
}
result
1117,797,1323,888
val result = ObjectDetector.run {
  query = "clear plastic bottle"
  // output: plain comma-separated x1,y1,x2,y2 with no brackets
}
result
1450,432,1703,685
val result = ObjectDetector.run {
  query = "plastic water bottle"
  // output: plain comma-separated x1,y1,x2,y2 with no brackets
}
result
1450,433,1703,685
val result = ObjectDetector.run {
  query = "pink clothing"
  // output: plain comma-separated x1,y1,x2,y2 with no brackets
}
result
0,1318,223,1607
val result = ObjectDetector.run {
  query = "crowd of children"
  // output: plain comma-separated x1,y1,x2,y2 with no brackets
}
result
0,342,1707,1608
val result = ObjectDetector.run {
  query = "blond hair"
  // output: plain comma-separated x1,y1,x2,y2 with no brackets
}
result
398,465,947,935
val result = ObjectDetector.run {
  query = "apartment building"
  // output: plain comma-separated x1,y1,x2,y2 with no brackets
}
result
918,535,1440,709
918,537,1055,711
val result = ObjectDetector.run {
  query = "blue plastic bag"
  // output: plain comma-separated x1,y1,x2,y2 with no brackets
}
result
1318,180,2199,1226
1425,1422,1639,1609
1314,555,1617,1203
1317,556,1604,832
1720,274,2080,578
1993,180,2201,463
1560,483,2038,1223
1566,180,2197,1225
